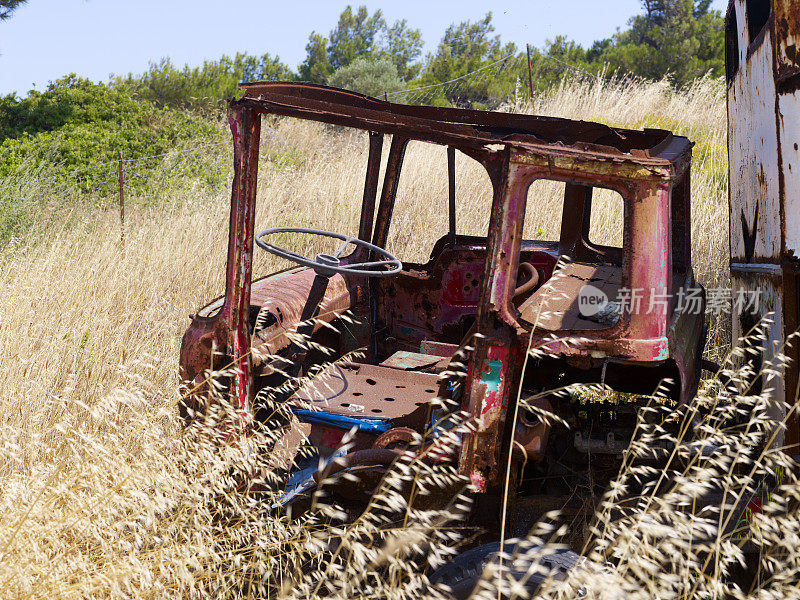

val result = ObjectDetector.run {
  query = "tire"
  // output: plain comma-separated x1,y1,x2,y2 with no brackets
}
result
430,541,582,600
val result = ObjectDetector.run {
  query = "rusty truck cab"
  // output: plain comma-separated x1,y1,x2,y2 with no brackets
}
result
180,83,701,527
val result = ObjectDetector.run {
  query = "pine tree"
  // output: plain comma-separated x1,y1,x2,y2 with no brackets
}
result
0,0,27,21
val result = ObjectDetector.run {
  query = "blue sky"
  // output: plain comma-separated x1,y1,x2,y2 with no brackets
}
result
0,0,728,96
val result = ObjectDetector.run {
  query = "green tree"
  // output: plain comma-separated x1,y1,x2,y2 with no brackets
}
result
430,12,503,78
328,5,385,72
0,74,215,189
412,13,522,108
0,0,26,20
586,38,613,63
298,33,333,84
594,0,724,86
328,57,404,98
543,36,588,66
117,52,295,112
241,52,295,83
298,5,423,84
379,19,423,81
529,35,598,84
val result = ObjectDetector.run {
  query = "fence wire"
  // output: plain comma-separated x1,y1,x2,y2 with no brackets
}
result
386,50,600,109
0,140,229,198
387,53,526,108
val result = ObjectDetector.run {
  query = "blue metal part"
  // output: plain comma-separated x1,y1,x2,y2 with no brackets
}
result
430,380,461,439
291,408,392,433
272,446,349,509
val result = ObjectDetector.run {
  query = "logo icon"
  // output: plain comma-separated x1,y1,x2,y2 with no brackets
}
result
578,284,608,317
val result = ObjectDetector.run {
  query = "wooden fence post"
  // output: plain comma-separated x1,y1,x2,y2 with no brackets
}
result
526,44,535,102
118,150,125,246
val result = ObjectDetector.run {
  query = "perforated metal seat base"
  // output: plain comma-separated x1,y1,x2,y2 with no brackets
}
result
291,362,440,422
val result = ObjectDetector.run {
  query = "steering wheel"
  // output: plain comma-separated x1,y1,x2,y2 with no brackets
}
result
255,226,402,277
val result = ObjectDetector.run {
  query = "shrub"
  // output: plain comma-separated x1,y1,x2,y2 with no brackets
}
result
0,75,219,194
327,57,404,98
116,52,295,113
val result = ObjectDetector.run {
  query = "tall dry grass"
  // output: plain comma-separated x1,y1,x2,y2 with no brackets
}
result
0,75,789,599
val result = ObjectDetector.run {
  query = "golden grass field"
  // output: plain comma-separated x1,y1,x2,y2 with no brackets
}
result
2,76,795,599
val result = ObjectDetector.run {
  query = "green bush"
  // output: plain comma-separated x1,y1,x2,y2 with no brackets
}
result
115,53,295,113
327,57,405,98
0,75,219,194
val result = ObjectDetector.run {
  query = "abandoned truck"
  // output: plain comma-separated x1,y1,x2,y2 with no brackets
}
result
179,82,705,577
172,0,800,593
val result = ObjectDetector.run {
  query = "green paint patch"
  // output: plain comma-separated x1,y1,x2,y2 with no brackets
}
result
481,359,503,391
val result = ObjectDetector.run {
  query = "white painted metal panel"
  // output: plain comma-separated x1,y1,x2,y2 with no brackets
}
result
731,272,787,444
779,91,800,257
726,0,795,447
728,2,782,261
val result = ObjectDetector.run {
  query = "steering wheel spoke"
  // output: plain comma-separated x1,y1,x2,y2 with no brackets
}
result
332,237,353,258
255,227,402,278
347,259,397,269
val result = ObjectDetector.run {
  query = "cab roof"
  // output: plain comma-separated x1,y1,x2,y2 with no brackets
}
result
236,82,691,168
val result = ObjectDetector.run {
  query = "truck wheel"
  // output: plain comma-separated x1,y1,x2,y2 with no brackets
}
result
430,541,581,600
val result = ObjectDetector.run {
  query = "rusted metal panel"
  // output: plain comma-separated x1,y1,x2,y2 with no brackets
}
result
511,150,674,182
420,340,459,357
731,272,786,441
179,106,260,417
250,268,356,357
505,165,682,367
783,268,800,449
773,0,800,86
375,249,486,351
370,136,408,252
518,262,622,331
458,150,522,492
460,341,521,492
236,83,691,171
291,362,439,430
380,350,441,370
513,397,552,460
242,82,672,159
628,180,672,345
772,1,800,452
226,106,261,414
357,132,383,244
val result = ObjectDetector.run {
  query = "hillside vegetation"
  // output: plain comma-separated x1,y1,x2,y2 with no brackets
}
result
0,75,218,188
101,2,723,112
